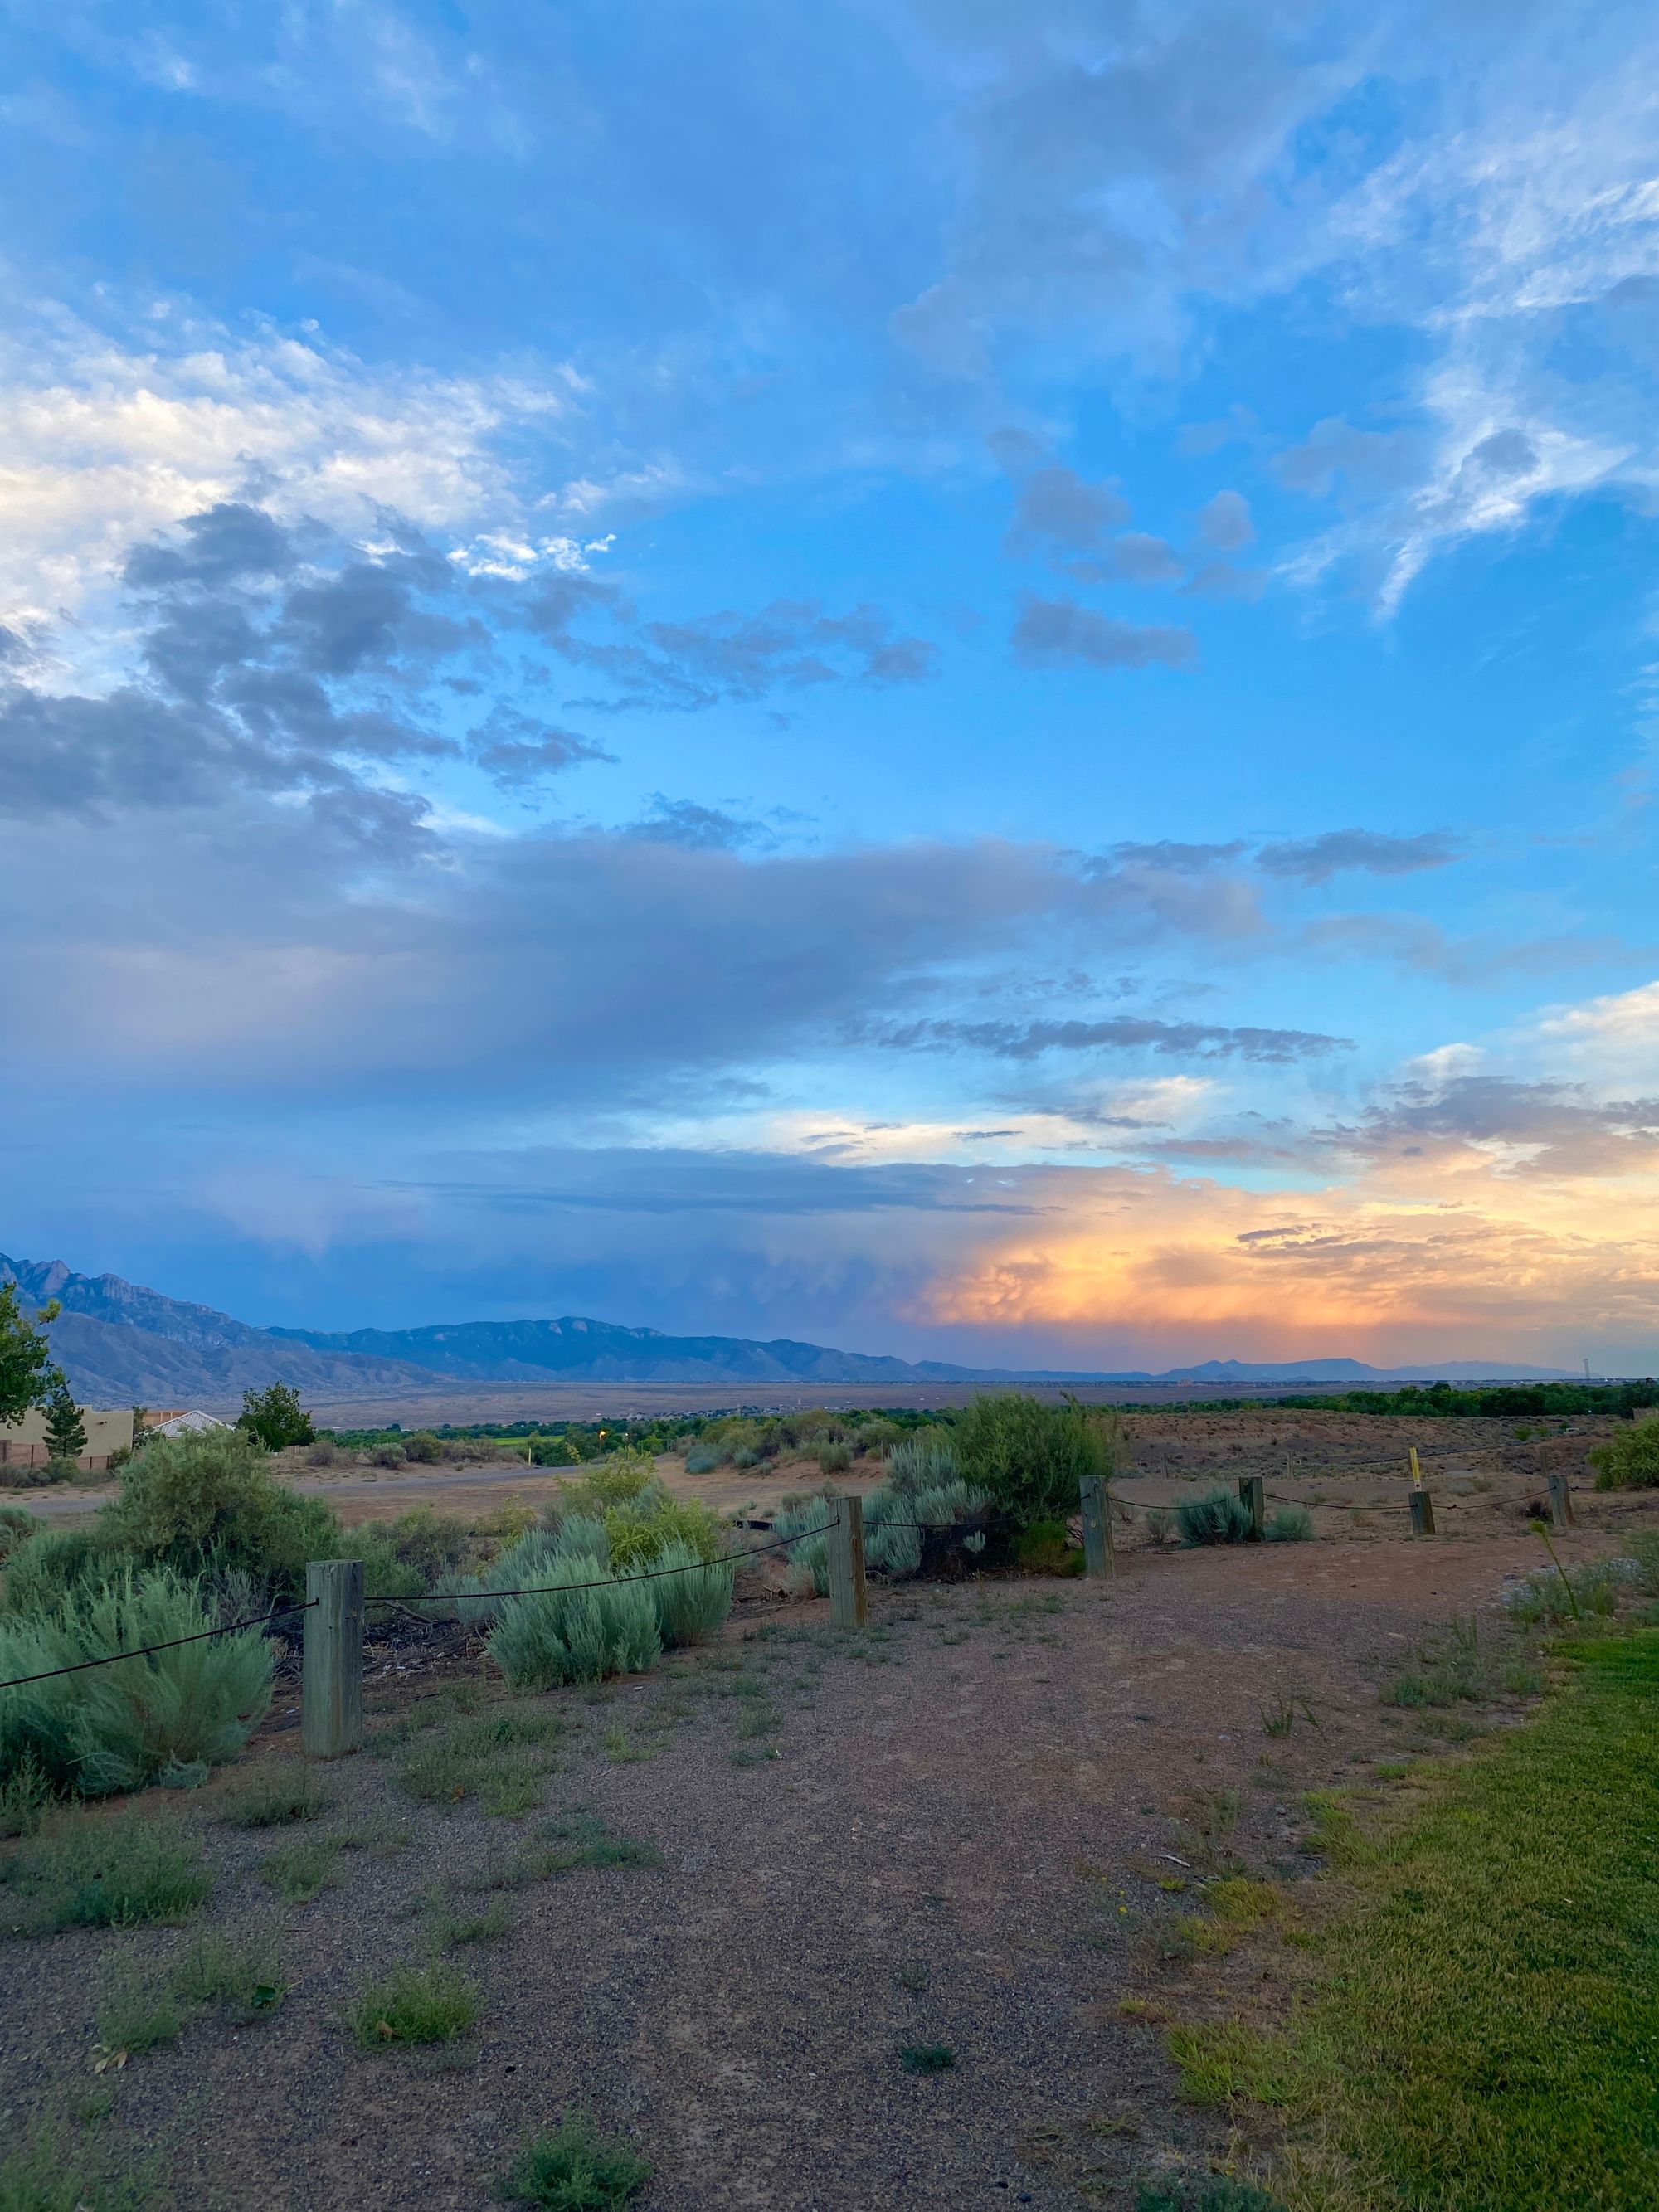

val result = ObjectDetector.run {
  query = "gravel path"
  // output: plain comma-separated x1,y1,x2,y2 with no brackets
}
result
0,1525,1595,2212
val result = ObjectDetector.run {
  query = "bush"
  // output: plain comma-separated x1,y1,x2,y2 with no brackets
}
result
0,1811,212,1932
955,1394,1121,1529
95,1429,343,1597
1177,1490,1256,1546
349,1960,480,2048
1590,1419,1659,1490
1266,1506,1314,1543
489,1555,662,1689
605,1490,722,1570
305,1437,339,1466
0,1568,274,1797
401,1431,444,1464
2,1526,125,1616
816,1441,853,1476
856,1419,904,1457
1013,1519,1082,1575
864,1478,988,1577
644,1540,733,1648
373,1443,407,1468
774,1498,832,1596
1144,1506,1176,1546
497,2111,651,2210
0,1505,41,1563
237,1383,314,1452
887,1435,959,1489
684,1447,721,1475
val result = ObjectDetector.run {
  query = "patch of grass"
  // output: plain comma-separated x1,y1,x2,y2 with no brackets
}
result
479,1759,545,1817
349,1959,481,2049
220,1773,331,1828
1,1814,212,1933
0,2132,149,2212
259,1835,343,1903
94,1970,182,2064
895,1961,930,1992
1227,1631,1659,2207
727,1745,781,1767
735,1704,779,1738
601,1727,650,1764
496,2110,651,2209
1166,2020,1296,2110
435,1900,513,1947
466,1813,663,1889
172,1929,286,2019
336,1815,411,1858
899,2042,956,2074
0,1756,53,1840
1135,2176,1287,2211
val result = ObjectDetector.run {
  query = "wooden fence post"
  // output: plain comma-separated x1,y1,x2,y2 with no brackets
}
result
1547,1471,1576,1530
826,1495,868,1630
302,1558,363,1759
1238,1475,1265,1540
1407,1445,1436,1535
1080,1473,1113,1578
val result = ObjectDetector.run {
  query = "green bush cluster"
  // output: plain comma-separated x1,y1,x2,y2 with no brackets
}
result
954,1393,1122,1530
1590,1418,1659,1490
1177,1490,1256,1546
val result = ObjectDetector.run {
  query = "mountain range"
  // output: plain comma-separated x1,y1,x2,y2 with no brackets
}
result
0,1252,1579,1407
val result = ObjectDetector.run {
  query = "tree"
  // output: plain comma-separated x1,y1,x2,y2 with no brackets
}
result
42,1377,86,1462
237,1382,314,1452
0,1281,63,1427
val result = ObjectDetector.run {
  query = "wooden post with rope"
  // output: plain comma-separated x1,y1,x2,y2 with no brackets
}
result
302,1558,363,1758
1547,1471,1576,1529
1080,1473,1113,1577
1238,1474,1265,1540
827,1495,868,1630
1408,1446,1437,1537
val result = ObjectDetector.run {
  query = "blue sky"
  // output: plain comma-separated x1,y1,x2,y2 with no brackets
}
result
4,0,1659,1370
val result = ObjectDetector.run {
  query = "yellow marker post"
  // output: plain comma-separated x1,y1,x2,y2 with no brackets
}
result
1408,1445,1423,1487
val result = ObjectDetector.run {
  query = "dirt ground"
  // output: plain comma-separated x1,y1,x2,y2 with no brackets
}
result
0,1448,1642,2211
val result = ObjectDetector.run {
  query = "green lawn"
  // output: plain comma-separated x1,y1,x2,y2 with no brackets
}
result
1185,1636,1659,2203
1266,1632,1659,2210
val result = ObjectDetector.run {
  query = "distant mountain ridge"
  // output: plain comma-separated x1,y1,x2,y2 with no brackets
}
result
0,1252,1578,1405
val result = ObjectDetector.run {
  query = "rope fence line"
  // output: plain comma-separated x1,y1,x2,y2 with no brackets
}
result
0,1599,316,1695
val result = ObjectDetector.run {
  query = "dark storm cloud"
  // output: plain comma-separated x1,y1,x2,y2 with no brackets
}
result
468,703,613,789
871,1014,1351,1063
1012,593,1197,671
1257,828,1465,884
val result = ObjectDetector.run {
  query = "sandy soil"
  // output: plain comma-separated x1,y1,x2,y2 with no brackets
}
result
0,1497,1636,2211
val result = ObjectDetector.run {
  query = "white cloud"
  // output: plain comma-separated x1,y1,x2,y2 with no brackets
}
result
0,303,579,623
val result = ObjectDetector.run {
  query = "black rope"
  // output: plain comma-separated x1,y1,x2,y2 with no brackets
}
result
365,1525,830,1605
0,1599,314,1695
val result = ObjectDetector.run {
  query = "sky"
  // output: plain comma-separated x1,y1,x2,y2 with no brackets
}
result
3,0,1659,1373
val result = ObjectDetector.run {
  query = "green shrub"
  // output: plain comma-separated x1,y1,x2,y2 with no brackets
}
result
774,1499,831,1596
1144,1506,1176,1546
603,1488,722,1571
887,1435,959,1489
1590,1419,1659,1490
864,1479,988,1577
0,1753,51,1837
95,1428,343,1597
401,1431,444,1464
684,1447,721,1475
1177,1490,1256,1546
489,1555,661,1689
349,1959,480,2048
857,1419,904,1457
497,2111,651,2209
1,1811,212,1932
95,1964,182,2058
2,1526,126,1616
1266,1505,1314,1543
955,1393,1121,1529
816,1440,853,1476
0,1567,273,1796
899,2042,956,2073
644,1539,732,1647
0,1505,41,1562
1013,1519,1082,1575
383,1506,474,1582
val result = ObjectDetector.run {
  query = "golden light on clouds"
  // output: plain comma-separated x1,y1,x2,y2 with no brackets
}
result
919,1158,1659,1362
